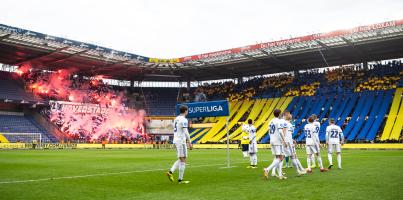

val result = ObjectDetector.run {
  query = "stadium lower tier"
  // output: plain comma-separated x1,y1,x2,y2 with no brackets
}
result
193,88,402,143
0,114,57,143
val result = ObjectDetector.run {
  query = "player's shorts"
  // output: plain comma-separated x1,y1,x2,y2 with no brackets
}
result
249,142,258,154
175,143,188,158
306,145,319,154
241,144,249,152
271,145,284,155
328,143,341,153
284,142,295,157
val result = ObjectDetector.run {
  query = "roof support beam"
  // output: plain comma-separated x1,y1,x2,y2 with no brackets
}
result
13,46,70,66
187,61,234,80
44,49,90,66
315,40,351,63
79,59,132,74
0,33,12,41
317,39,366,63
262,49,294,66
241,53,264,67
341,37,368,60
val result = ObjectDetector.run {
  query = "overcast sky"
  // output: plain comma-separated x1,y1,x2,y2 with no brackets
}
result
1,0,402,58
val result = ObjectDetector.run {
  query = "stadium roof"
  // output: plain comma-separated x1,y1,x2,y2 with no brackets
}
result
0,19,402,81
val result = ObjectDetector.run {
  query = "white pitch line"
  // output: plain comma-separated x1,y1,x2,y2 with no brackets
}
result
0,160,256,185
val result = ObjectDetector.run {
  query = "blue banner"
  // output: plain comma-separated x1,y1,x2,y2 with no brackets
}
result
176,100,230,118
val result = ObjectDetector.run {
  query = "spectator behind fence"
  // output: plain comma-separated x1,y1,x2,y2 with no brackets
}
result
194,88,207,102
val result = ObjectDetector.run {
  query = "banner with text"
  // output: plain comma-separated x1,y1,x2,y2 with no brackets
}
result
176,100,229,118
49,101,111,115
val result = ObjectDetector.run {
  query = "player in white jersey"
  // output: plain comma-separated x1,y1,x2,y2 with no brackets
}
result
282,112,292,169
166,105,193,184
326,118,344,169
264,109,287,180
282,111,306,176
271,116,286,177
244,119,258,168
304,116,328,173
310,114,321,168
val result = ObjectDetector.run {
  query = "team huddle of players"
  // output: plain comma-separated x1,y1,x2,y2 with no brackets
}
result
241,109,344,180
167,106,345,183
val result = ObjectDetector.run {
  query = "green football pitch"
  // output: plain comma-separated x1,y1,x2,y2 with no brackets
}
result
0,149,402,200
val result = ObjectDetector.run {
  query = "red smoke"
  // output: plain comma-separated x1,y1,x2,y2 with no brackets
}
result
18,67,148,143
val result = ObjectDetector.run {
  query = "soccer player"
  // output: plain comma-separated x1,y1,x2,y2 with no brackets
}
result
166,105,193,184
244,119,258,168
326,118,344,169
240,123,250,158
310,114,321,168
304,116,327,173
283,111,306,176
264,109,287,180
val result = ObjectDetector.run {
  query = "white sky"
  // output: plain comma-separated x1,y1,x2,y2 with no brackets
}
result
1,0,402,58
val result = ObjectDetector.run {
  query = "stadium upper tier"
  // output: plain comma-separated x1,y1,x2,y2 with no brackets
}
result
197,61,402,101
0,71,41,103
0,19,403,81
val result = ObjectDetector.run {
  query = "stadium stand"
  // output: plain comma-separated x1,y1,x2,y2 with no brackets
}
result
0,114,56,143
0,71,41,102
142,87,179,116
192,61,402,143
0,59,399,144
381,88,403,140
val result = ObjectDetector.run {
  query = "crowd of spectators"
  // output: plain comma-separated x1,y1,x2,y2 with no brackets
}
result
41,108,148,144
19,69,149,144
193,60,402,101
21,70,130,107
355,76,400,91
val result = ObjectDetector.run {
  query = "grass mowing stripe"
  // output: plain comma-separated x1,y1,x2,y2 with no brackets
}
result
0,159,270,184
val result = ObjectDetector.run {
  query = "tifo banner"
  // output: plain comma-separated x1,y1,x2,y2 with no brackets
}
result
49,101,111,115
176,100,229,118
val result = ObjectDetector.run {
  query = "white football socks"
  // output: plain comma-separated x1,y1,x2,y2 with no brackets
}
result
337,154,342,168
266,158,280,172
311,155,316,166
252,154,258,165
328,153,333,165
170,160,180,173
297,159,304,171
291,158,299,173
178,161,186,180
317,156,324,169
277,160,283,176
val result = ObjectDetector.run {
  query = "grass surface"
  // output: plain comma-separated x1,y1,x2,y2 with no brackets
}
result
0,148,402,200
